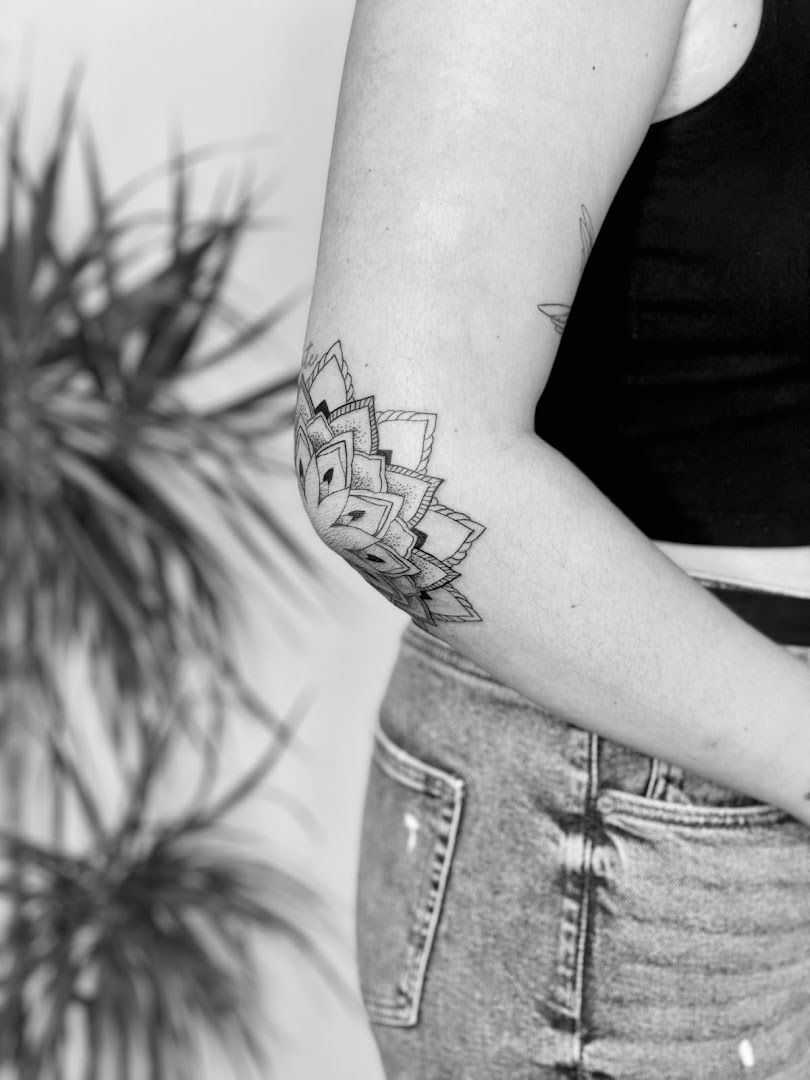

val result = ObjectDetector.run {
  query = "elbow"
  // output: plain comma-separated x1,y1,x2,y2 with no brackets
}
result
293,341,412,612
294,403,423,618
295,443,416,617
294,340,486,625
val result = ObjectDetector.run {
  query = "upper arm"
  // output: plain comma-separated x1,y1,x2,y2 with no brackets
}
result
305,0,689,434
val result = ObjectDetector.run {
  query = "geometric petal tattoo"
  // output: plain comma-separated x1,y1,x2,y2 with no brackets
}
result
296,340,486,624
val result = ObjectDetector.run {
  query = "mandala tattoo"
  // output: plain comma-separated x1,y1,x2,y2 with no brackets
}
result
295,341,486,625
537,203,595,335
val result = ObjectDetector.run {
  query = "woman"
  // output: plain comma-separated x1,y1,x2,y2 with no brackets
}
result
296,0,810,1075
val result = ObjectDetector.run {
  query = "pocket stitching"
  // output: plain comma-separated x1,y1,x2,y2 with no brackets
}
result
374,726,465,797
599,787,790,827
361,727,465,1027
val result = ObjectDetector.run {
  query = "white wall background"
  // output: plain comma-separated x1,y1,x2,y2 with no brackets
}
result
0,2,406,1077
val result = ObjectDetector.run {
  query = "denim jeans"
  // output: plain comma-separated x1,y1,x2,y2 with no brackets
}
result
356,620,810,1079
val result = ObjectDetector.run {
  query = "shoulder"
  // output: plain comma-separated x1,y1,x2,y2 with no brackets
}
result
652,0,764,122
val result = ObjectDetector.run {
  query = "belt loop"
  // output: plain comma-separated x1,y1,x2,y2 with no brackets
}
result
588,732,601,806
644,758,685,801
643,758,667,800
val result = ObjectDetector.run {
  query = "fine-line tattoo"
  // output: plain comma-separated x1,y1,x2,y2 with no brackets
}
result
537,203,595,335
295,341,486,625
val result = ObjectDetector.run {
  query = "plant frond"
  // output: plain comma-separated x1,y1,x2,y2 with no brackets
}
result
0,81,329,1080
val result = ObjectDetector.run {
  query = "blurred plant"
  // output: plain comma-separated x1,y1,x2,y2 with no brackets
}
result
0,81,343,1078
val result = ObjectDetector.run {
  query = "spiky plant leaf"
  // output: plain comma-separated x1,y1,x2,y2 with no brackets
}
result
0,711,351,1080
0,83,339,1080
0,83,316,735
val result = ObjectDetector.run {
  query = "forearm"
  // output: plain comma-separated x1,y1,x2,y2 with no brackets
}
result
436,432,810,816
297,343,810,822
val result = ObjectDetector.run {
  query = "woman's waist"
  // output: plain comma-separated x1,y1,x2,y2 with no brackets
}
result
384,620,801,819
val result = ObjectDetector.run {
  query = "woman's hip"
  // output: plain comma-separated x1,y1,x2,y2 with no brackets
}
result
356,621,810,1079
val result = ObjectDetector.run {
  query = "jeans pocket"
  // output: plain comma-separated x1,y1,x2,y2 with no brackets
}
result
355,725,465,1027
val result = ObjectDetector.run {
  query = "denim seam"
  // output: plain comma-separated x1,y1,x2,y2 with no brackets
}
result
597,788,789,827
362,726,466,1027
551,733,601,1066
573,733,601,1067
374,726,466,796
643,756,667,800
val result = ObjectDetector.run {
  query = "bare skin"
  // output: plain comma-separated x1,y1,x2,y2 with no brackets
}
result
655,0,763,122
299,0,810,823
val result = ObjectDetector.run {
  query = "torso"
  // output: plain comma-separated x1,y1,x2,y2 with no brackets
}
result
644,0,809,594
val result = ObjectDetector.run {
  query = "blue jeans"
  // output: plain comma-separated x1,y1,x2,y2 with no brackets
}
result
356,620,810,1079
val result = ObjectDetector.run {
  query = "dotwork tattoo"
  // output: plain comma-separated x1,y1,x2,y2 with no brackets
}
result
295,341,486,625
537,203,595,335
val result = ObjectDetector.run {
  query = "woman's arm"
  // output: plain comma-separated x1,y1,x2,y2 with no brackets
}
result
297,0,810,821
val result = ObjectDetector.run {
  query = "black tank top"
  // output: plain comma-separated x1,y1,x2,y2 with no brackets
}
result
533,0,810,545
